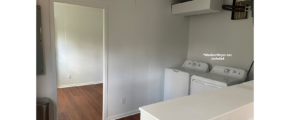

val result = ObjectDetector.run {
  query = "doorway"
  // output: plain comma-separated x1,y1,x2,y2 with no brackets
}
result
49,1,108,120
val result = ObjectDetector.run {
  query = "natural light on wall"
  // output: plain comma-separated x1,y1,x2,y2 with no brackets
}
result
54,2,104,88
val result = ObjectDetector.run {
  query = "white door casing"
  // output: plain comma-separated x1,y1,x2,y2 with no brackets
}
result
49,0,108,120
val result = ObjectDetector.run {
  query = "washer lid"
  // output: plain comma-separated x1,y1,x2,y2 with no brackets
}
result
191,73,244,87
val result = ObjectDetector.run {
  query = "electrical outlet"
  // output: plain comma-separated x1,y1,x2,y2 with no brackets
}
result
121,98,126,104
67,74,71,79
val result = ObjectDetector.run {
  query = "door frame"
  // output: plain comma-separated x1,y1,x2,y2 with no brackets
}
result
49,0,108,120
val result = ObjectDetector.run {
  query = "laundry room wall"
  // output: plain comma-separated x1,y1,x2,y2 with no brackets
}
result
105,0,189,118
187,0,254,80
54,3,104,88
36,0,189,120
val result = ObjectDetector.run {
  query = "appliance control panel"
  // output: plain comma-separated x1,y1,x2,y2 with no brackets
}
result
181,60,209,72
210,66,247,80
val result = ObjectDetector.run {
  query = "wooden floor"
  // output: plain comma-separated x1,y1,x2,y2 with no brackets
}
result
57,84,140,120
116,114,140,120
57,84,103,120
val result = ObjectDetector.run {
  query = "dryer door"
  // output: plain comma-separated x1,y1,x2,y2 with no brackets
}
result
190,80,222,95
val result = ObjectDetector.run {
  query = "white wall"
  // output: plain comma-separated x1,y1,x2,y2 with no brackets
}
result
106,0,189,118
37,0,189,120
54,3,103,88
187,0,254,80
37,0,56,120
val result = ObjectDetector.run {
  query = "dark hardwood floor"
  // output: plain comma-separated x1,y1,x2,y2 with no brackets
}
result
116,114,140,120
57,84,103,120
58,84,141,120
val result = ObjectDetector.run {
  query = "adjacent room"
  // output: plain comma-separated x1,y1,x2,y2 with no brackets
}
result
36,0,254,120
53,2,104,120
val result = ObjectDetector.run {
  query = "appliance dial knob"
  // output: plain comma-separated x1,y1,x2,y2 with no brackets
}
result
224,69,230,74
232,70,237,74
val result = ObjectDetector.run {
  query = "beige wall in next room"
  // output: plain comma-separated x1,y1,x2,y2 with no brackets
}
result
54,3,104,88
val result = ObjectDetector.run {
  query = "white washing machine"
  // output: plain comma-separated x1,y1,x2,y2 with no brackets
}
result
190,66,247,95
164,60,209,101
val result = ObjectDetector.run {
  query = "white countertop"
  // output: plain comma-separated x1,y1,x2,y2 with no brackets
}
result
139,81,254,120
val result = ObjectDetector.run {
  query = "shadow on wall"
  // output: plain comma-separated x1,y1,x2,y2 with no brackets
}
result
171,0,192,4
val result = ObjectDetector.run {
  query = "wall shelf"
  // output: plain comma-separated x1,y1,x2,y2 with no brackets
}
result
172,0,224,16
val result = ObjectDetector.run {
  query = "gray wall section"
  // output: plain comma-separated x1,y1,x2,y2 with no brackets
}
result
105,0,189,117
187,0,254,80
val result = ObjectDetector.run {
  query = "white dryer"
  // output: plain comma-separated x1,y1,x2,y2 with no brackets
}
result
164,60,209,101
190,66,247,95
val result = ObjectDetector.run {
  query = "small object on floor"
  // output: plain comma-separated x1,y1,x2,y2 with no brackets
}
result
37,97,50,120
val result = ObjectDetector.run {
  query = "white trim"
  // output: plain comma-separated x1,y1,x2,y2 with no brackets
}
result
102,4,109,120
57,81,103,88
49,1,108,120
107,110,140,120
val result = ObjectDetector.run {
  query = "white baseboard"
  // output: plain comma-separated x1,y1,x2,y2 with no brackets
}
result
58,81,103,88
107,109,140,120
